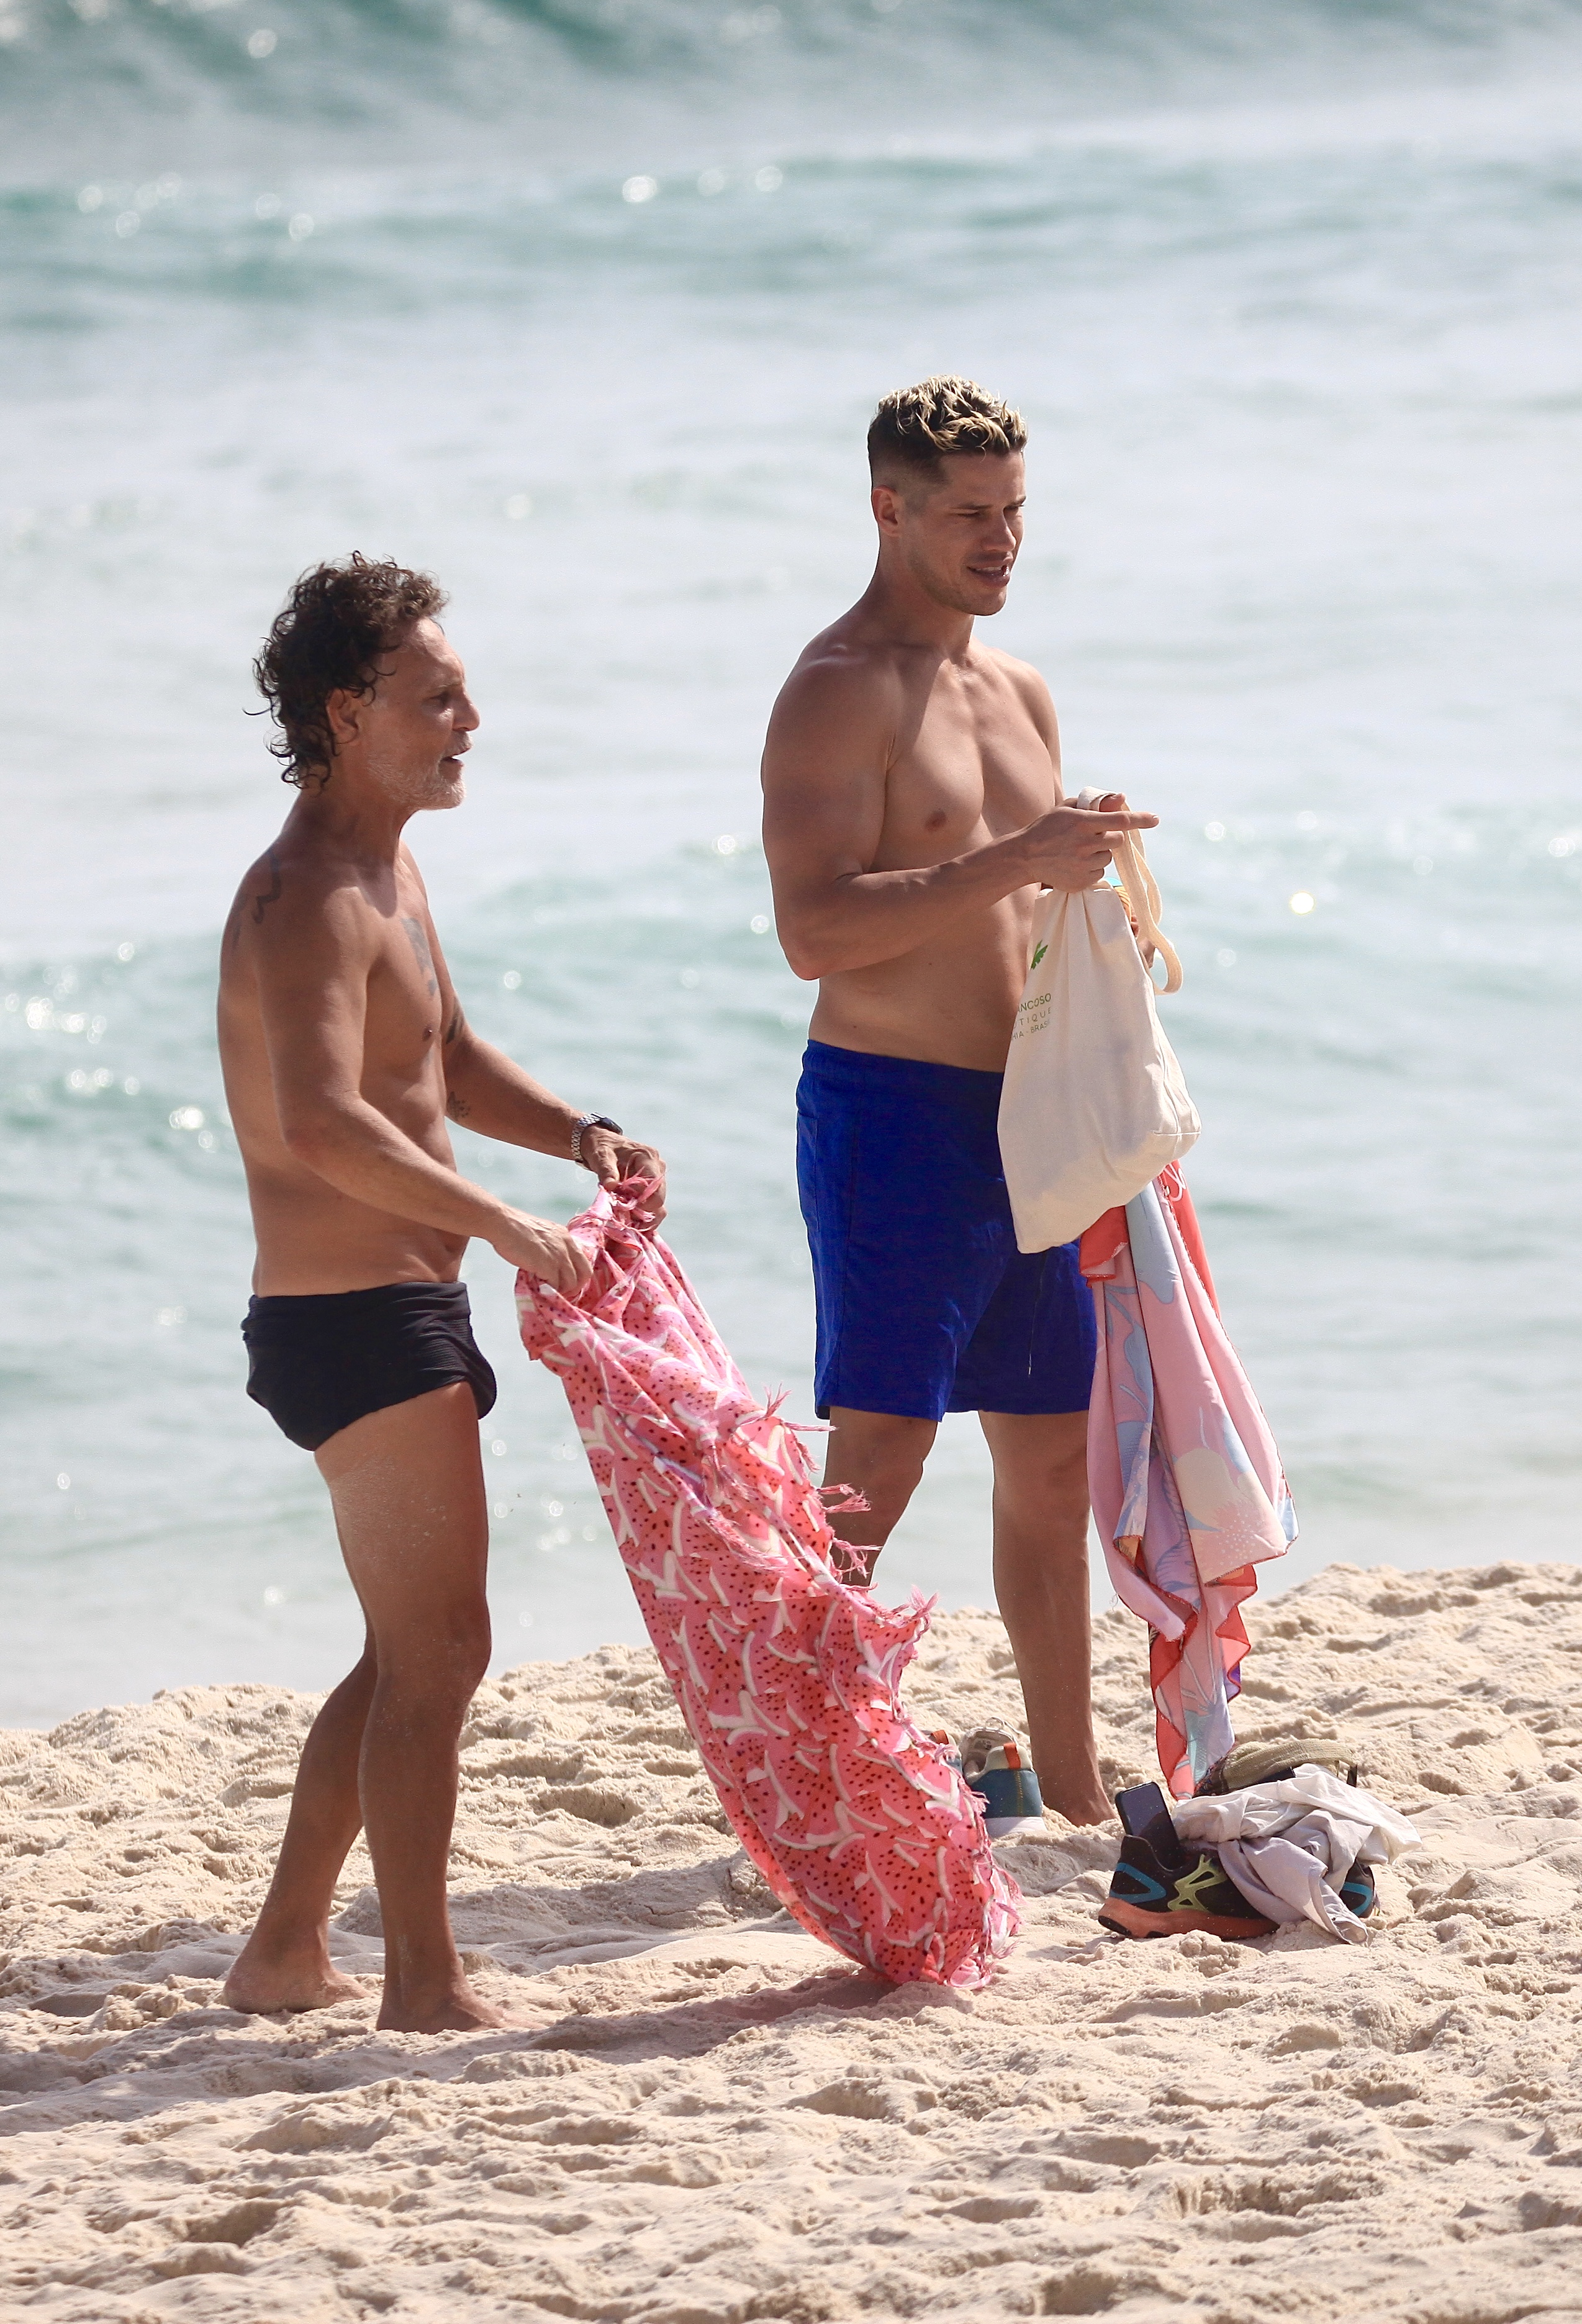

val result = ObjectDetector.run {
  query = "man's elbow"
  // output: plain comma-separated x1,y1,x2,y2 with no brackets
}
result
279,1112,348,1168
774,913,833,981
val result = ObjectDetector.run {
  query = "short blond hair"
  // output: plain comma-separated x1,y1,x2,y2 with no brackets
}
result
867,376,1026,485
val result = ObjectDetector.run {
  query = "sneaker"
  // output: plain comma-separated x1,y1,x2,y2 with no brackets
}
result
961,1731,1046,1839
1098,1835,1278,1940
1098,1781,1274,1941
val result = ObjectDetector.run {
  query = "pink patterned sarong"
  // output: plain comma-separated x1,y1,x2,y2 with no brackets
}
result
1082,1166,1295,1797
515,1192,1019,1988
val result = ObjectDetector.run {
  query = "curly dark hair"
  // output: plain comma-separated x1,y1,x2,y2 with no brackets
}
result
253,554,448,790
867,376,1026,487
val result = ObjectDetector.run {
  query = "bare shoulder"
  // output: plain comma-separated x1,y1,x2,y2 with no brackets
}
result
979,642,1058,727
221,838,375,975
766,623,908,759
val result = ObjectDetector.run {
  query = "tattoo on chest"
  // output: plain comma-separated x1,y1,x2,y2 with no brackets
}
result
402,915,438,996
250,851,284,926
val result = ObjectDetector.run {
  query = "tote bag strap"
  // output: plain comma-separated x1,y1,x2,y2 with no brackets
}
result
1070,786,1184,994
1111,827,1183,996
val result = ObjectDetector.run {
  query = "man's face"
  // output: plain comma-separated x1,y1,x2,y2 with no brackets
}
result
338,618,479,811
874,451,1026,617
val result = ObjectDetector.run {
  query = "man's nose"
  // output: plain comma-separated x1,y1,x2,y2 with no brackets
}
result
458,693,481,731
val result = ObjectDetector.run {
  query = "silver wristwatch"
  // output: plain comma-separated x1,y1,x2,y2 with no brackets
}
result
571,1112,623,1169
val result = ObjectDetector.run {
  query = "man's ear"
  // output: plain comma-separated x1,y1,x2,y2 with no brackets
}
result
324,688,363,753
870,482,905,539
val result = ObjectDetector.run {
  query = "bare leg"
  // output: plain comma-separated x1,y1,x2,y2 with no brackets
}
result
979,1410,1109,1826
223,1642,377,2012
821,1406,937,1582
226,1384,523,2032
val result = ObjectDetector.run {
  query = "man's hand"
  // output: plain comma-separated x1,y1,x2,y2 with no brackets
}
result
579,1130,667,1228
1016,793,1158,892
489,1207,594,1297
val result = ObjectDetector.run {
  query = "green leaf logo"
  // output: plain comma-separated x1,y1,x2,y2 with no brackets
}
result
1031,941,1047,971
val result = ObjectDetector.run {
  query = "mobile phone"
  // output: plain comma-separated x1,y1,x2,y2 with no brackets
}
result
1114,1781,1185,1865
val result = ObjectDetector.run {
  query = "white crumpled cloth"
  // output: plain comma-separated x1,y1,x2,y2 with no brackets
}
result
1171,1765,1419,1944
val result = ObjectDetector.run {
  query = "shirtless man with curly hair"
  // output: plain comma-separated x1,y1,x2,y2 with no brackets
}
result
217,557,663,2031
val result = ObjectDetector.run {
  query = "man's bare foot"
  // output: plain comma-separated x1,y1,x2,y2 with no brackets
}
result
1044,1783,1113,1827
376,1978,546,2035
223,1937,369,2015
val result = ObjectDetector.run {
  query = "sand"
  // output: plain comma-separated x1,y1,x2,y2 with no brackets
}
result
2,1557,1581,2323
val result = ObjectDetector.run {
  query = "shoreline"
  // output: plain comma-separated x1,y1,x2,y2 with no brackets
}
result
4,1559,1581,2320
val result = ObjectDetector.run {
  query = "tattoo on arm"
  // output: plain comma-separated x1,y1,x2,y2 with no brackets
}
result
443,1001,465,1046
250,850,284,926
446,1091,472,1122
402,915,439,996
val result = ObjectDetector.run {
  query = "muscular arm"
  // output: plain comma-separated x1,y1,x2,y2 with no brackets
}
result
761,658,1155,981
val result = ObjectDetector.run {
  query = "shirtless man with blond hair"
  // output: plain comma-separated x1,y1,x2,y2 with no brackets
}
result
761,378,1155,1825
217,556,663,2031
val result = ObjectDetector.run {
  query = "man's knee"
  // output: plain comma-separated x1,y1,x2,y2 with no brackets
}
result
377,1606,491,1701
451,1624,492,1696
828,1410,934,1478
826,1410,934,1538
989,1423,1090,1525
998,1467,1088,1528
437,1610,492,1691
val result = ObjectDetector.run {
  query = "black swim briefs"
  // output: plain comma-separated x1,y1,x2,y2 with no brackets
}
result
242,1280,498,1452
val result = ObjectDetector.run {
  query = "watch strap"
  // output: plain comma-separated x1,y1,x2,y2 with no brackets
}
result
571,1112,623,1168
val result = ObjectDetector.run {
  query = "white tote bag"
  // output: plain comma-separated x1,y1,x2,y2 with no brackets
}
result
997,792,1200,1254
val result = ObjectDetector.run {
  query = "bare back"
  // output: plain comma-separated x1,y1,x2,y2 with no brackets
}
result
762,614,1061,1071
218,825,466,1295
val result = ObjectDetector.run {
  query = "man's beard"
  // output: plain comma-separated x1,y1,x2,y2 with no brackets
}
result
369,754,466,811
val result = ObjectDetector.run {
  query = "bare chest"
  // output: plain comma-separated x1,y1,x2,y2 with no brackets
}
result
878,665,1054,869
363,911,447,1083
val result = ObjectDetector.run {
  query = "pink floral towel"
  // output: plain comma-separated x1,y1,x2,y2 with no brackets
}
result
515,1191,1019,1988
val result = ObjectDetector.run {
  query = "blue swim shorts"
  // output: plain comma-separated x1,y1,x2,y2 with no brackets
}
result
795,1040,1096,1423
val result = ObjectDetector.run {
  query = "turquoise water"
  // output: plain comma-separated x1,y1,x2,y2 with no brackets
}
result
3,0,1580,1726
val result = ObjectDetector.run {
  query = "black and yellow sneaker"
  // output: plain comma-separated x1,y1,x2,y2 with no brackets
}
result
1097,1781,1275,1942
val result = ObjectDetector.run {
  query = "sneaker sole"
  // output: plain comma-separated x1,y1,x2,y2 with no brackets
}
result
1097,1898,1275,1942
986,1814,1046,1840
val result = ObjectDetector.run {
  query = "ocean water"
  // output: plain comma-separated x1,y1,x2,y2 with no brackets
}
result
2,0,1580,1728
